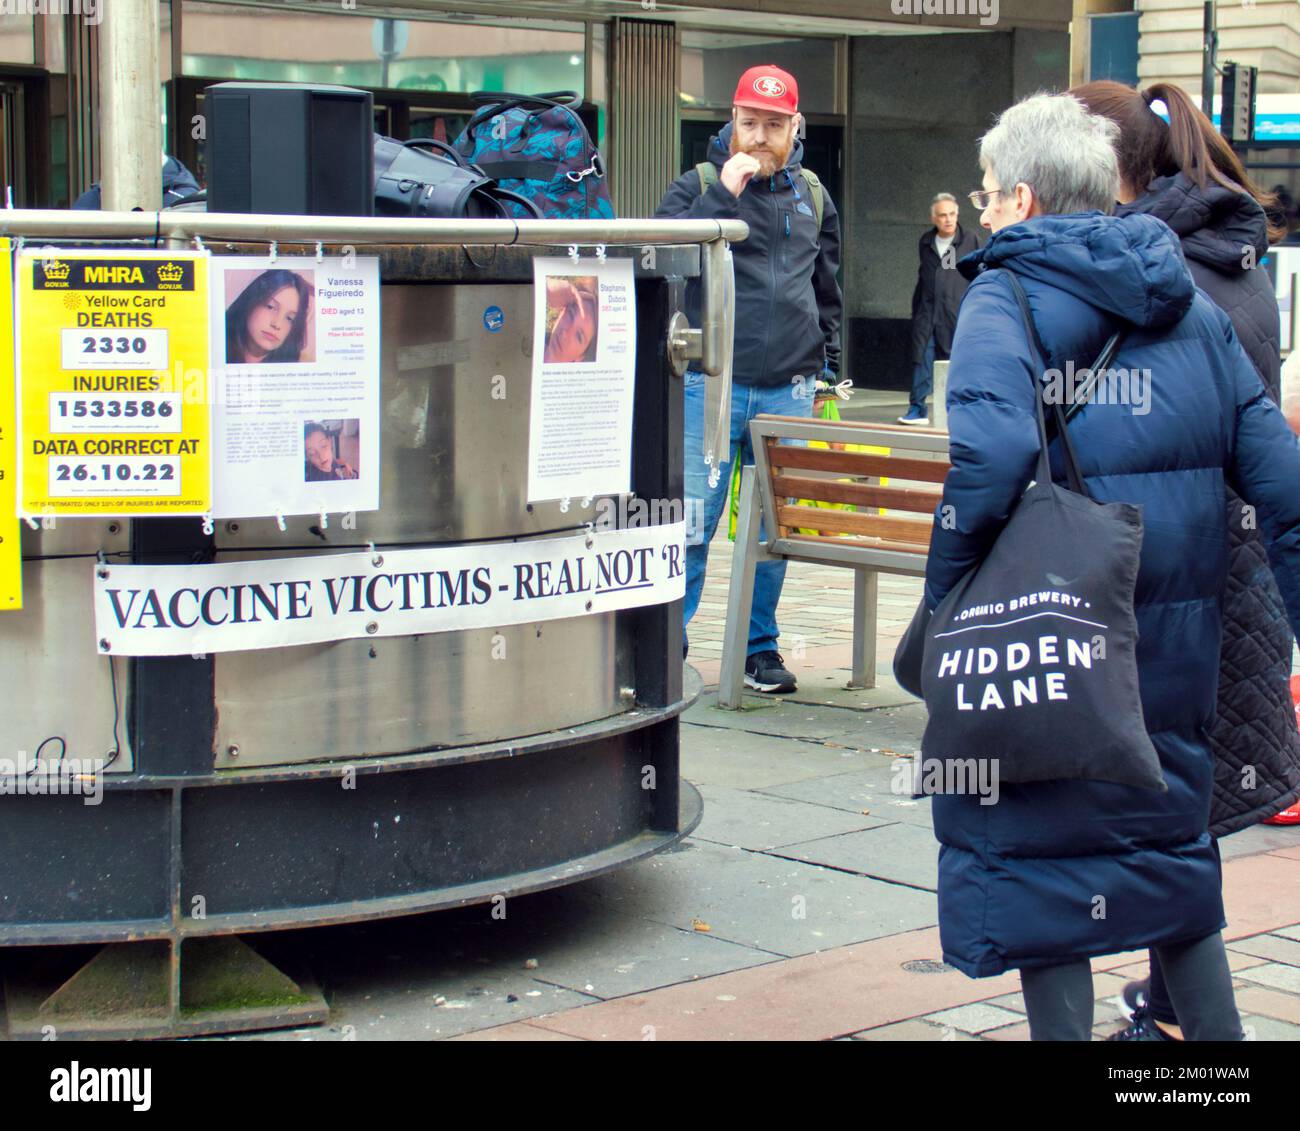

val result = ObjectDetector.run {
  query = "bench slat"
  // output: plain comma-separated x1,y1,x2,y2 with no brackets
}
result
765,442,950,484
771,474,943,514
780,532,933,561
777,504,933,544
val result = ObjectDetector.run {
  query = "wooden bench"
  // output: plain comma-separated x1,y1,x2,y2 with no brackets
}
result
717,414,951,709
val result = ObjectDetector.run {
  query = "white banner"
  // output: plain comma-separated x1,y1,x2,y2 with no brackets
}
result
94,522,685,657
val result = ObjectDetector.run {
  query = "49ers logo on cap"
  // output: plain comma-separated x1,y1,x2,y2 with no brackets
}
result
734,65,798,114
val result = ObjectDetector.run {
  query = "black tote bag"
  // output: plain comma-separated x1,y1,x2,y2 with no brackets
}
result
903,272,1165,791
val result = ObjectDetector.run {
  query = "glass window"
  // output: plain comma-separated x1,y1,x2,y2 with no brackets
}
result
680,30,838,115
407,108,470,145
182,3,586,95
0,14,33,66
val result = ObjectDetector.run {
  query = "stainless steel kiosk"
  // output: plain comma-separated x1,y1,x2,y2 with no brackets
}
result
0,213,739,1038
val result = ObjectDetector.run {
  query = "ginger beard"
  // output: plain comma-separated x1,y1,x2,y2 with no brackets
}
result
730,118,795,178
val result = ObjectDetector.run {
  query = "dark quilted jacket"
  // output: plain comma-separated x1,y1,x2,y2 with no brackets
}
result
1119,175,1300,836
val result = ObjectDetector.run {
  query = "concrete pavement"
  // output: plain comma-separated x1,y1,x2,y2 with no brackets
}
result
232,526,1300,1042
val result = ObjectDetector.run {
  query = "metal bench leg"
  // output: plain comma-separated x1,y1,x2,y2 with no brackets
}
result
849,569,878,690
719,464,763,709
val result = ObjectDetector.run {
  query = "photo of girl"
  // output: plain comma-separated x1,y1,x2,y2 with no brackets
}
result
225,268,315,365
543,275,599,364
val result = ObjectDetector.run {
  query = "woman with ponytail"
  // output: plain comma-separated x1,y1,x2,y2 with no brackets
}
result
1072,79,1300,1041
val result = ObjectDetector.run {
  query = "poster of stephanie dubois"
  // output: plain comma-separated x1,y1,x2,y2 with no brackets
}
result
208,254,381,519
528,256,636,503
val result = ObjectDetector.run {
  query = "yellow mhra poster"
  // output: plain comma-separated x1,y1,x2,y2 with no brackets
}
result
0,238,20,608
17,249,211,516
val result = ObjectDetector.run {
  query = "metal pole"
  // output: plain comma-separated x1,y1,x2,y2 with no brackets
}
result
1201,1,1217,118
99,0,162,212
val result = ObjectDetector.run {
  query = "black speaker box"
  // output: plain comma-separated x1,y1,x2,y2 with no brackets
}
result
206,82,374,216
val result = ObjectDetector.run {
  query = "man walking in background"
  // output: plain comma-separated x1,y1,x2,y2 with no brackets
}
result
655,64,842,693
900,193,981,425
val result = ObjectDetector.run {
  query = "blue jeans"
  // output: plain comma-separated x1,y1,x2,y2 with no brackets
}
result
682,371,814,657
909,333,936,412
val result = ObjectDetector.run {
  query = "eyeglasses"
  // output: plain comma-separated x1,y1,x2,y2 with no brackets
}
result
968,187,1010,210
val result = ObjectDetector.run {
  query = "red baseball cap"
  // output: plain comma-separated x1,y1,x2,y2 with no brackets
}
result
733,65,799,116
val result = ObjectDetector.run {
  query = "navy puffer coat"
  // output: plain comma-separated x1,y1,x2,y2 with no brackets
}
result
1118,175,1300,837
927,212,1300,978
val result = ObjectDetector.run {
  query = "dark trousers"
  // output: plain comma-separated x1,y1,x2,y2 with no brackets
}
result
1020,932,1242,1041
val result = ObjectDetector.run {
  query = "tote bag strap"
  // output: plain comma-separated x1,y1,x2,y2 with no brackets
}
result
1002,270,1092,498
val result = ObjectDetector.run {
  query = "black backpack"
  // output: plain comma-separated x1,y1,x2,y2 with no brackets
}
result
372,135,541,220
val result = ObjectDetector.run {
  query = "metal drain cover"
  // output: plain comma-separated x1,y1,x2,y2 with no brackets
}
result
901,959,950,974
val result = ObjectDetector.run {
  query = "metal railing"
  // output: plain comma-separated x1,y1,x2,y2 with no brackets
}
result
0,210,744,380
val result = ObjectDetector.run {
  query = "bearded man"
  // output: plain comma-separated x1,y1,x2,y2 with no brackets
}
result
655,64,843,694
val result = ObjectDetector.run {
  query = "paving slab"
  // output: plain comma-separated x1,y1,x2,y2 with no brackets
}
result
1219,823,1300,861
561,838,937,958
692,784,891,851
1235,986,1300,1025
1236,962,1300,994
757,766,936,829
1226,932,1300,966
850,1019,978,1041
983,1021,1033,1042
518,926,1021,1041
449,1022,583,1041
684,695,927,754
1223,852,1300,938
1273,922,1300,943
925,1002,1023,1034
773,823,941,891
512,916,781,1001
680,723,877,790
1242,1014,1300,1041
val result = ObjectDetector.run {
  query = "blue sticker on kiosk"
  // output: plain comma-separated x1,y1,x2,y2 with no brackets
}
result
483,305,505,333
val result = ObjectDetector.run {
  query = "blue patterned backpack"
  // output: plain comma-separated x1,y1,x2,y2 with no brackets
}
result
453,90,616,220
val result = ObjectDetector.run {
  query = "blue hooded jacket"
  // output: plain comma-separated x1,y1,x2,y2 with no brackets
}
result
927,211,1300,977
654,123,842,387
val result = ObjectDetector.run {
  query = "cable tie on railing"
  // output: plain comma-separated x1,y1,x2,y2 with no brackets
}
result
275,512,286,532
559,497,571,513
316,241,324,264
23,515,38,530
193,235,206,253
268,240,278,265
200,512,214,536
567,244,580,265
319,509,328,530
595,245,606,264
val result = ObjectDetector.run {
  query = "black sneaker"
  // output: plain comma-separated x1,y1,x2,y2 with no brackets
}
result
744,651,797,694
1106,1004,1176,1042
